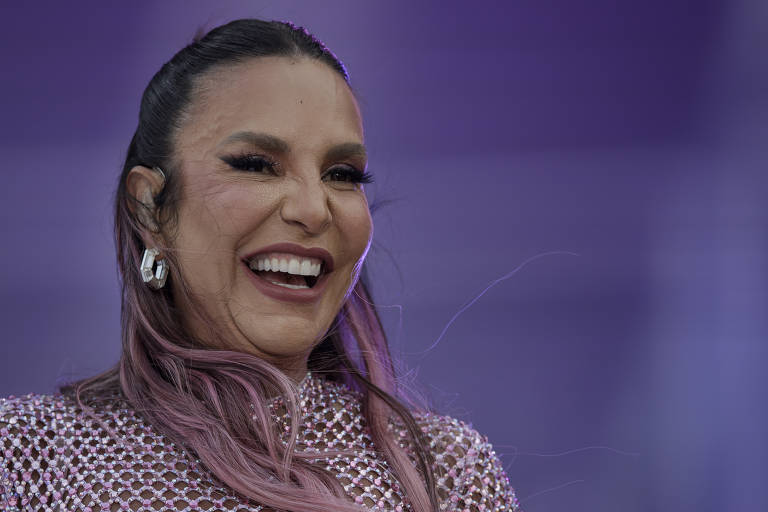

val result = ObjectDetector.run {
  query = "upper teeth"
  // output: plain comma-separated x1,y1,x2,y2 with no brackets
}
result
248,252,323,276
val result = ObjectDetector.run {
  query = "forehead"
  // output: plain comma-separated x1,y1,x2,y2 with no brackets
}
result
176,56,363,159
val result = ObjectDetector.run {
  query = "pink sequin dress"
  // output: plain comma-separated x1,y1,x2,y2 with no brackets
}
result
1,372,520,511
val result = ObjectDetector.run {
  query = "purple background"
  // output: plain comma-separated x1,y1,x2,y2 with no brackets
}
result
2,1,766,510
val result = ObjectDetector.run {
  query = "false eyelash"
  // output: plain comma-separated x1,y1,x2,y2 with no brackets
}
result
223,152,373,184
326,167,375,184
222,153,278,174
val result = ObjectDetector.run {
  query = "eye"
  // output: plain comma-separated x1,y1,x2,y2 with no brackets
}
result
323,165,374,185
221,153,278,174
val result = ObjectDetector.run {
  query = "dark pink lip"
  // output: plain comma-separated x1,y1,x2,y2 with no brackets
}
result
241,260,331,304
241,243,334,272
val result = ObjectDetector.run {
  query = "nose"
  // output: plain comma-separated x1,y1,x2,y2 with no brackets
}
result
279,177,332,234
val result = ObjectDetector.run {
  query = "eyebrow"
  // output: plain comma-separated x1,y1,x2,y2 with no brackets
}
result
218,130,367,162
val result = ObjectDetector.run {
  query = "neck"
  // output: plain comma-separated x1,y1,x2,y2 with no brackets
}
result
276,359,310,386
285,367,310,385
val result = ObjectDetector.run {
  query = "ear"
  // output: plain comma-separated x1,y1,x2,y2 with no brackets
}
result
126,165,166,245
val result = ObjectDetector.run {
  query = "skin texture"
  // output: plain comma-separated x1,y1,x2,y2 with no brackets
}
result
126,57,373,383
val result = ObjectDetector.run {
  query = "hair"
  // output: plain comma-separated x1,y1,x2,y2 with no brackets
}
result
59,18,440,512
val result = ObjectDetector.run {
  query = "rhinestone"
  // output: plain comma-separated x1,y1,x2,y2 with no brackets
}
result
0,378,520,511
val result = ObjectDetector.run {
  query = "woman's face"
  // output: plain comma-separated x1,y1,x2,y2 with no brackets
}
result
134,57,372,375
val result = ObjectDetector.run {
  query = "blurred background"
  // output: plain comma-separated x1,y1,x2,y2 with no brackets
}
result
1,1,766,510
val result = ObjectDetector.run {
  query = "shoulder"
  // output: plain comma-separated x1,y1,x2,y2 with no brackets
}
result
0,393,75,509
2,391,73,418
1,389,137,454
0,392,129,510
409,411,523,512
0,391,94,440
0,392,77,445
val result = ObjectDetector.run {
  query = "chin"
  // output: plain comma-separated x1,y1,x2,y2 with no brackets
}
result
232,313,327,358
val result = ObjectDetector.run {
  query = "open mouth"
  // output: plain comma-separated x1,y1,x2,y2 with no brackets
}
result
249,268,321,289
243,250,333,290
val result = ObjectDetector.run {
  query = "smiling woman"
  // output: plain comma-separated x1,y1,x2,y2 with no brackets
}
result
127,55,375,368
0,18,520,512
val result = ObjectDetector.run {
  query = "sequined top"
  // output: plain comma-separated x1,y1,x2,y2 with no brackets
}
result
0,372,520,511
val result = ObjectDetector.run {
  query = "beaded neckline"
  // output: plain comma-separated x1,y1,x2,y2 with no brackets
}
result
269,370,340,412
296,370,312,390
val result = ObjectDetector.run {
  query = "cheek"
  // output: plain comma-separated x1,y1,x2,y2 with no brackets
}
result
173,180,275,287
335,194,373,258
180,179,276,238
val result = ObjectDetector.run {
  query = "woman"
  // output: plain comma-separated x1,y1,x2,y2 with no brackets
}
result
0,18,520,512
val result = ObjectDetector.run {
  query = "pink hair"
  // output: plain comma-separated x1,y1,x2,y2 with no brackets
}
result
61,165,440,511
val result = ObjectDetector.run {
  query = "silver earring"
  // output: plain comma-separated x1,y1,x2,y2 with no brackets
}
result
152,166,166,183
141,247,168,289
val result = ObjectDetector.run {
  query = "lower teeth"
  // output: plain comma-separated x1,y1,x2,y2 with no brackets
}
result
268,280,309,290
